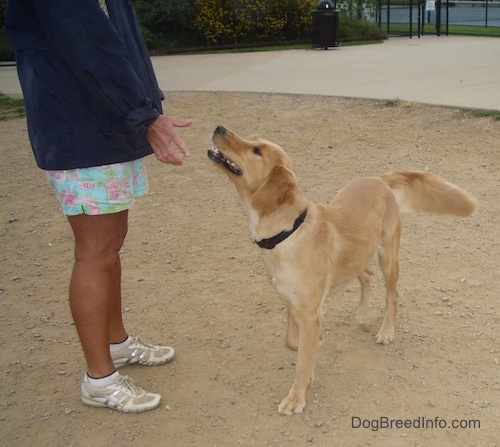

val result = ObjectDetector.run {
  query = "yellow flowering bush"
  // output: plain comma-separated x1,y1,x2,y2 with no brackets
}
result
194,0,316,45
194,0,235,45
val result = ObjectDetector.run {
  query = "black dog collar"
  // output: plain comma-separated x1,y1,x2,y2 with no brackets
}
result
256,209,308,250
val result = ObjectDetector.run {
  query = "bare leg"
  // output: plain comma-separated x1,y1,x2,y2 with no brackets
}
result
67,211,129,378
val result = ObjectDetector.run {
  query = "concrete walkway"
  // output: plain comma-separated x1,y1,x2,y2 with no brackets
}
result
1,35,499,110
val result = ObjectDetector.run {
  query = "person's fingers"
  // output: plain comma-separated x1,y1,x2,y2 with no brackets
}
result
171,117,193,128
155,144,183,165
146,115,192,165
167,117,192,158
170,133,191,157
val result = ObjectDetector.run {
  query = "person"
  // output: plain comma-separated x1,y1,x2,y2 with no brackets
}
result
6,0,192,413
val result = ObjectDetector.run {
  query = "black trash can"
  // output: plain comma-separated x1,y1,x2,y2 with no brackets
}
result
312,0,340,49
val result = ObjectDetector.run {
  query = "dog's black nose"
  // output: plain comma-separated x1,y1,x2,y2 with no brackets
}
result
214,125,227,135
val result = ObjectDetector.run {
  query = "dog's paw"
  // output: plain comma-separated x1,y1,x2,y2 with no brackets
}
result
375,328,394,344
278,392,306,415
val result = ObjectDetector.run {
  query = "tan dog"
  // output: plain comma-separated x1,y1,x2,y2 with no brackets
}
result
207,126,477,415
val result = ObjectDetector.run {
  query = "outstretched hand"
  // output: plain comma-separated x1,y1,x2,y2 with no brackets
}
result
146,115,193,165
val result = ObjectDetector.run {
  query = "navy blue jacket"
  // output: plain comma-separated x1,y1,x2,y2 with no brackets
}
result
6,0,163,170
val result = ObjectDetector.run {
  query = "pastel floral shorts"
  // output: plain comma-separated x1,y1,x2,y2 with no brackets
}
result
45,159,149,216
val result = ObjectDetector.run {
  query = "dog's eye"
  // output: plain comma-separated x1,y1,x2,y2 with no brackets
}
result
252,146,262,156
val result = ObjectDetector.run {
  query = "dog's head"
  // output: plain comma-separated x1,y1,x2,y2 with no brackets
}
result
207,126,300,216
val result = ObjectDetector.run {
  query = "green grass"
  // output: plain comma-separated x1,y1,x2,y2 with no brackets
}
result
0,93,25,121
472,109,500,120
167,39,384,55
378,99,500,117
386,24,500,37
446,26,500,37
381,98,402,107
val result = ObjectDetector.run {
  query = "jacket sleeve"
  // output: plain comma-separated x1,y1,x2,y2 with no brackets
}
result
31,0,161,132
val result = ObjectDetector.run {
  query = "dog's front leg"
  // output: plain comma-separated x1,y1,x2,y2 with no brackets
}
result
278,308,321,415
286,305,299,351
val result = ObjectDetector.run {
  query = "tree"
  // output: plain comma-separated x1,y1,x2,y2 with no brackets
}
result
132,0,198,49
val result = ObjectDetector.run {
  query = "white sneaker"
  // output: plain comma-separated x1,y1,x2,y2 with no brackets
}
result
81,374,161,413
111,335,175,369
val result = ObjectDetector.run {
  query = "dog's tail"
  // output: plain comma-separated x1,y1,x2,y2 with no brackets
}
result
379,170,477,216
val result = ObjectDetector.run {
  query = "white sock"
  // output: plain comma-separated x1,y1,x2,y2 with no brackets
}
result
109,335,131,353
85,370,119,387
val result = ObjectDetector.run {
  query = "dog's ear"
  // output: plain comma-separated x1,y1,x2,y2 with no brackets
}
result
251,164,297,215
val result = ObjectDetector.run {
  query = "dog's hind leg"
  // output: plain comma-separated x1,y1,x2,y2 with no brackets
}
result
355,268,373,325
375,205,401,344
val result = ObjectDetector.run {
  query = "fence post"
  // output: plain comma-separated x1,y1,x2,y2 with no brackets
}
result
410,0,414,38
436,0,441,36
485,0,489,28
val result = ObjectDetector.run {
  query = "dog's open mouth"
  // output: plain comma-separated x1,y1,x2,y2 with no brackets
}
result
207,146,243,176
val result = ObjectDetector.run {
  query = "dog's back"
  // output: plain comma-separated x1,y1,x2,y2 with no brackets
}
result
379,170,477,217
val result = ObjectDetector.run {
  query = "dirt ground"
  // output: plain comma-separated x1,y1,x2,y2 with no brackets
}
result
0,92,498,447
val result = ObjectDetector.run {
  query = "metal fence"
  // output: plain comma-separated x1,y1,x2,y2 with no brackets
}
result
376,0,500,37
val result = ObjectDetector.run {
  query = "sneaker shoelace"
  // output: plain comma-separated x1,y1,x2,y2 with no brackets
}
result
130,336,159,352
115,375,145,397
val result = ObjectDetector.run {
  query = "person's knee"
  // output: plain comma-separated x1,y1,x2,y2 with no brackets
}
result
69,212,128,261
74,236,123,263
